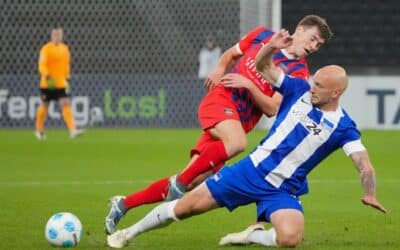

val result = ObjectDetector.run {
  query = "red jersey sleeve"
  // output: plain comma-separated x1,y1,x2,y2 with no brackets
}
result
237,26,273,54
286,58,310,80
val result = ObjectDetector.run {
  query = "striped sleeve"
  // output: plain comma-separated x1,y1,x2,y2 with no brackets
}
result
286,60,309,80
238,26,272,54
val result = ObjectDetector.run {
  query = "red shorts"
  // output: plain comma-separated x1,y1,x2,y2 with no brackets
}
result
198,86,260,133
190,131,225,173
198,87,240,130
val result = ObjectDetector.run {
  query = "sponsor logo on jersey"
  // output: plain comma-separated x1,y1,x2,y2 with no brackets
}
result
224,108,234,115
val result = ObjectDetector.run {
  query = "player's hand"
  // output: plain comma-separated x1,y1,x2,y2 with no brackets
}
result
270,29,293,49
220,73,252,89
204,67,225,90
46,75,56,88
361,195,387,213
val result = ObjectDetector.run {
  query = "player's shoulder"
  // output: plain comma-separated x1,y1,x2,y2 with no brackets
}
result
284,58,309,80
338,108,358,129
60,42,70,49
245,26,274,40
248,26,271,33
256,26,273,32
41,42,52,49
258,26,274,39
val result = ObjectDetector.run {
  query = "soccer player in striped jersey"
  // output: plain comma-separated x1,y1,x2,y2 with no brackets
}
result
106,29,386,249
105,15,332,235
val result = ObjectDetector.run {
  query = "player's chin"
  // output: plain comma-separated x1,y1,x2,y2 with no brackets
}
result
300,51,309,57
310,98,318,106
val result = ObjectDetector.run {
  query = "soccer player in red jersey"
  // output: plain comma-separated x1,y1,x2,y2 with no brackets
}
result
105,15,333,235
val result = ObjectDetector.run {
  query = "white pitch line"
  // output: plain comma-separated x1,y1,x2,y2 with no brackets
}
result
0,179,398,186
0,180,154,186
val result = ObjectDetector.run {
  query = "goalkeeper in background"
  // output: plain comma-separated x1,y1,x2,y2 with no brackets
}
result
35,27,83,140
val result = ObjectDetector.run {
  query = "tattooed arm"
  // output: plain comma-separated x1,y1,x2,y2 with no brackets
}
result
350,150,387,213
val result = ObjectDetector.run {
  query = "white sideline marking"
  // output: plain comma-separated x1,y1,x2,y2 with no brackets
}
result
0,180,154,186
0,179,398,186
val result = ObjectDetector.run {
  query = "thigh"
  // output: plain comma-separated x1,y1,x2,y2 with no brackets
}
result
209,119,246,141
56,89,70,106
40,88,56,102
205,160,258,211
256,191,303,223
174,183,219,219
198,91,240,131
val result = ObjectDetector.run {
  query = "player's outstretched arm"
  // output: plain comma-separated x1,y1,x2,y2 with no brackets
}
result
255,29,292,85
350,150,387,213
204,45,242,89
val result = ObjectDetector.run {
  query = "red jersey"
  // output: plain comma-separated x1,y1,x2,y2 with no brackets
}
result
218,27,309,132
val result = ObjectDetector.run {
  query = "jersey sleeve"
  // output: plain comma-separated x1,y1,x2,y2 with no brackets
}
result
236,26,272,54
38,45,48,76
342,139,366,156
274,72,310,97
340,125,365,156
286,61,309,80
65,45,71,79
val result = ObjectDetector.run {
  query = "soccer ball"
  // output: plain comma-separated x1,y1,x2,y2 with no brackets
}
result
45,212,83,247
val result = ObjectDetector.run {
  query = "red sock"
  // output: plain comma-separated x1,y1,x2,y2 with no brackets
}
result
123,177,169,209
177,141,228,187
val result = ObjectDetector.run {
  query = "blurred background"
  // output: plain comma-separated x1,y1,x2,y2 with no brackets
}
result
1,0,400,129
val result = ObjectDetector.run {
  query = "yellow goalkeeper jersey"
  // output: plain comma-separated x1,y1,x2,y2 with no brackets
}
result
38,42,71,89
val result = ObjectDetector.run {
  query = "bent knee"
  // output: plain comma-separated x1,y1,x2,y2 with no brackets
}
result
276,231,302,248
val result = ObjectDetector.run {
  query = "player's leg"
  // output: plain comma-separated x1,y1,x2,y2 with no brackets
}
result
107,157,257,248
209,119,247,157
107,183,219,248
219,209,303,247
220,196,304,247
58,90,84,138
105,155,201,234
105,176,171,235
173,120,246,192
186,168,215,190
269,209,304,247
124,153,200,208
106,154,219,231
58,96,75,132
35,89,50,140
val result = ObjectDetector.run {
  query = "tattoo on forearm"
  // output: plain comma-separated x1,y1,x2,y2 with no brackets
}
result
353,152,376,196
360,168,376,196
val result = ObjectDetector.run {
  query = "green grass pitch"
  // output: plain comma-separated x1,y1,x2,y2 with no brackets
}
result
0,129,398,249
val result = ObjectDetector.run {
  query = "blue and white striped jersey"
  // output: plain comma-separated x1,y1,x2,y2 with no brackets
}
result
248,73,366,196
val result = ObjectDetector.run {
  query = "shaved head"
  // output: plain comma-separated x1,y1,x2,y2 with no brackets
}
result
311,65,348,111
315,65,348,91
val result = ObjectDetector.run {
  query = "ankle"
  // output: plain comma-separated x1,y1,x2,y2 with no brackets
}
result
175,177,188,192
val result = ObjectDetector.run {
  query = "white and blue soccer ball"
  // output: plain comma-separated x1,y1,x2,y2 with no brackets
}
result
45,212,82,247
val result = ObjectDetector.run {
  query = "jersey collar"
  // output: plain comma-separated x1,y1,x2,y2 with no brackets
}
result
281,49,299,60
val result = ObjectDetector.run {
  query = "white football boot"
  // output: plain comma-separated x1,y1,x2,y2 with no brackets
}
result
107,229,129,248
219,223,265,245
70,129,85,139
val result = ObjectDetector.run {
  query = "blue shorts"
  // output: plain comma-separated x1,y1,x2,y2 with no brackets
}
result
205,157,303,222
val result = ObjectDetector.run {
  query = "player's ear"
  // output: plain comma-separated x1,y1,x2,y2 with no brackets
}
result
295,26,303,33
332,88,342,98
